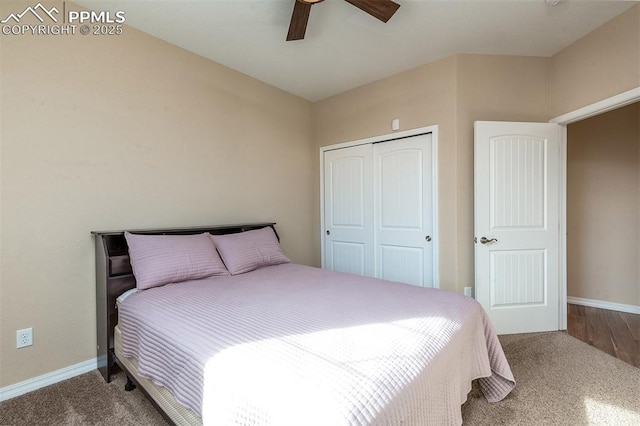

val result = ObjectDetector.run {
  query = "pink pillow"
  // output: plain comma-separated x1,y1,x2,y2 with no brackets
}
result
125,232,230,290
210,227,290,275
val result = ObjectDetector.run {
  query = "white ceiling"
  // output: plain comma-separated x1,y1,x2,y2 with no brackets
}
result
76,0,637,101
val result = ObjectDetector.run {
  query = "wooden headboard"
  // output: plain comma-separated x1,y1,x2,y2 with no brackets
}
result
91,223,277,383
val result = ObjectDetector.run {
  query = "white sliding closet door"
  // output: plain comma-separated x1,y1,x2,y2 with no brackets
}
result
323,144,374,276
374,134,433,287
322,132,435,287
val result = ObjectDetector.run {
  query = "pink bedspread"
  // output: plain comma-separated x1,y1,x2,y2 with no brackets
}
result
119,263,514,425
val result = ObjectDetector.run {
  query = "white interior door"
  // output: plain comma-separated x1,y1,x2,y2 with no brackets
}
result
374,134,434,287
475,121,560,334
324,144,374,276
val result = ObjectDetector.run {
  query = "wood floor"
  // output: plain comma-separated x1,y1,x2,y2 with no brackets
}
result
567,303,640,368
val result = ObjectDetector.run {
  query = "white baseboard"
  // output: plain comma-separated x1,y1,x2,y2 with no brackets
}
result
567,296,640,315
0,357,98,402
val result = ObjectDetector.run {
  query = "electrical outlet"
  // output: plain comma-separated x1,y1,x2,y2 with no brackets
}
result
464,287,473,298
16,327,33,349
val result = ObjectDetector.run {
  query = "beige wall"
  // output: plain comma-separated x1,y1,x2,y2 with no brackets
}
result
0,1,313,387
567,103,640,306
550,4,640,118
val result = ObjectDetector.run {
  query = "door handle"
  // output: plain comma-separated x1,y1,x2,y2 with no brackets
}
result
480,237,498,244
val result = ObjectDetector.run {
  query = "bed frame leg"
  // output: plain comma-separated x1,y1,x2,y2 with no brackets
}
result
124,376,136,392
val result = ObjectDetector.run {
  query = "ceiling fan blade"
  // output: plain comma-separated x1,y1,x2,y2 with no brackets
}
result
343,0,400,23
287,1,312,41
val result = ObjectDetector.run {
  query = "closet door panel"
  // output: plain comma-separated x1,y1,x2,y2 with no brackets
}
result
374,134,434,287
378,149,423,229
379,245,424,286
323,145,374,276
331,242,366,276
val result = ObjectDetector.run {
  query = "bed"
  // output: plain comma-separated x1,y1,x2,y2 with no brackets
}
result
93,223,515,426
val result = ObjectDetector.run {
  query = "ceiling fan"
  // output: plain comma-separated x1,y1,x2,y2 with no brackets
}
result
287,0,401,41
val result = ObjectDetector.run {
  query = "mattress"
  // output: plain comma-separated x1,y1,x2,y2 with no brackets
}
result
118,263,515,425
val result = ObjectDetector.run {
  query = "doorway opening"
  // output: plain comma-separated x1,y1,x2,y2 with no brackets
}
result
550,87,640,330
561,101,640,367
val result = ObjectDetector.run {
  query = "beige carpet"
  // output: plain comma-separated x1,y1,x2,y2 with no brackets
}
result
0,370,168,426
1,332,638,425
462,332,639,425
